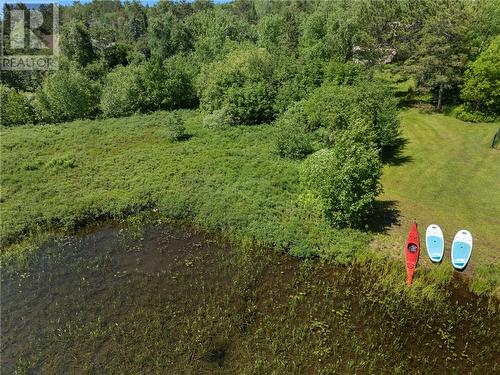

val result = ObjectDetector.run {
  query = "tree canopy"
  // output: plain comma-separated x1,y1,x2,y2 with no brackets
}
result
461,36,500,116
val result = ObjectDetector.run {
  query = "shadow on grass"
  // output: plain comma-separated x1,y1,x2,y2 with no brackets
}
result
381,137,413,166
170,133,193,142
178,133,193,142
203,345,227,367
366,200,401,233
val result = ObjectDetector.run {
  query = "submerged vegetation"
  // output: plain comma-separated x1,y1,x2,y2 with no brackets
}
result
2,223,499,373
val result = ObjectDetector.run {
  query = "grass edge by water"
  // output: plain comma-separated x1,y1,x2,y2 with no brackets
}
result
1,109,499,302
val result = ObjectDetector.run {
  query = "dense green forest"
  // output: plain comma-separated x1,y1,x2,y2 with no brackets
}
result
2,0,499,127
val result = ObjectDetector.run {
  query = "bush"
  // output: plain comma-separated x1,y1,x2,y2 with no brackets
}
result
303,81,400,146
323,61,364,85
0,85,35,127
257,12,300,53
197,47,276,125
300,134,382,227
186,7,256,64
148,10,192,60
165,113,187,141
35,68,100,123
454,105,497,123
323,118,378,149
60,21,95,67
102,43,130,69
276,123,313,159
100,65,144,118
275,102,314,159
273,53,324,114
100,54,197,118
46,153,78,169
141,54,197,112
81,58,109,82
202,109,231,129
460,36,499,117
223,81,276,125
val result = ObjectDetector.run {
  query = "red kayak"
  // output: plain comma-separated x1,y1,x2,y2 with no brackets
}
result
405,221,420,286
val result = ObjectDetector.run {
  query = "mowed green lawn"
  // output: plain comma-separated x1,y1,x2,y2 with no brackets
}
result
373,109,500,272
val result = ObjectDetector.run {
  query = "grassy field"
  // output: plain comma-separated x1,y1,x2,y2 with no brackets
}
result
1,109,499,297
0,110,368,264
373,109,500,294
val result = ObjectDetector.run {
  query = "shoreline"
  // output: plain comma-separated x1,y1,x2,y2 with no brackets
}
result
2,214,498,306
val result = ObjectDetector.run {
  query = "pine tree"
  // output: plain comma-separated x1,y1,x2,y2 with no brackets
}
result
409,2,470,112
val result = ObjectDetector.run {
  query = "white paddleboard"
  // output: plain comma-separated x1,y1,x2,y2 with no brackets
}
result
426,224,444,263
451,230,473,270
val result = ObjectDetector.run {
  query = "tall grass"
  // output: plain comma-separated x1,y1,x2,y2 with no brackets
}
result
1,110,370,265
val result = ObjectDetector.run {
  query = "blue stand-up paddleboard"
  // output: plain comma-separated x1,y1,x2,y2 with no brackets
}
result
426,224,444,263
451,230,473,270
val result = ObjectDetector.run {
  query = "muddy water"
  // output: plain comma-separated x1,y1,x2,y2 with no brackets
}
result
1,224,499,374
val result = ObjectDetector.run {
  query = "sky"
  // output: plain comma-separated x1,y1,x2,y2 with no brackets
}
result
0,0,232,17
57,0,231,5
58,0,158,5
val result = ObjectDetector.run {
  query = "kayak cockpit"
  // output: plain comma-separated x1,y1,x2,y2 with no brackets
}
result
408,243,418,253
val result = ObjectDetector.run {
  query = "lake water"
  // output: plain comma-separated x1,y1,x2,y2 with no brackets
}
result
1,223,499,373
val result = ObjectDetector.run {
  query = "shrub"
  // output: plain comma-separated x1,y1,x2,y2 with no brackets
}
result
300,134,382,227
60,21,95,67
101,54,198,118
460,35,499,117
223,81,276,125
35,68,100,123
275,102,314,159
323,118,378,149
127,50,146,65
273,53,324,114
100,65,144,118
356,81,400,146
257,12,300,53
0,70,44,93
148,10,192,60
303,81,400,146
165,113,187,141
82,58,109,82
186,7,256,64
102,43,130,69
197,47,276,125
304,84,353,131
277,192,331,258
141,54,197,112
202,109,231,129
276,123,313,159
323,61,364,85
46,154,78,169
454,105,497,123
0,85,35,127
